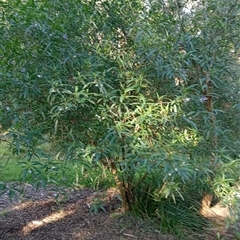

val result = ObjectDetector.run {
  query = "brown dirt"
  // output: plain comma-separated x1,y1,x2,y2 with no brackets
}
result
0,183,239,240
0,183,176,240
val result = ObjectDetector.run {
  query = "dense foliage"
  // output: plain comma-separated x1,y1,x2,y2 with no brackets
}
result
1,0,240,229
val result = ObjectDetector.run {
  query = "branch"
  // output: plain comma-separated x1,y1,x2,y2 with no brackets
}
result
132,171,148,190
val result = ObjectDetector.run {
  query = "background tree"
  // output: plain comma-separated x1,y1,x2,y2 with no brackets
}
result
1,0,240,219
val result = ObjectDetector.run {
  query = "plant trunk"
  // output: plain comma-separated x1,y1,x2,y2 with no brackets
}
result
110,162,131,213
116,178,131,212
203,69,218,150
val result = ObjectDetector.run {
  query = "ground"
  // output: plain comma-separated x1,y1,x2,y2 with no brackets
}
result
0,183,239,240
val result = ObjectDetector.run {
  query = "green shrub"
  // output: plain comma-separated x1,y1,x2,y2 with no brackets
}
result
0,0,240,235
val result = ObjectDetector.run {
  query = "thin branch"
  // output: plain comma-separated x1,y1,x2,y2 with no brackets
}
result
132,171,148,189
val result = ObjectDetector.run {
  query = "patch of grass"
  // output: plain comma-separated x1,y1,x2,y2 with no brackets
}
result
0,210,10,218
235,232,240,240
0,142,22,182
0,142,114,190
131,180,210,240
154,196,208,239
0,159,22,182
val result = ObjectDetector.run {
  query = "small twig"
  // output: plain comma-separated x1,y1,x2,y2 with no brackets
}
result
119,227,128,234
132,172,148,189
123,233,138,238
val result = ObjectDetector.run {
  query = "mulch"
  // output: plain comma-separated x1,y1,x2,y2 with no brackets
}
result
0,183,239,240
0,184,172,240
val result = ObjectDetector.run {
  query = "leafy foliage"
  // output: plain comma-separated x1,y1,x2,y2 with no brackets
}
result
1,0,240,233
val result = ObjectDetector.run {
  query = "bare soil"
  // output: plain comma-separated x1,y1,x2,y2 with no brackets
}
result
0,183,239,240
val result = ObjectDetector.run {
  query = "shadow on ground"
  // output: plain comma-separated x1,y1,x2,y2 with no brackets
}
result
0,184,239,240
0,185,175,240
